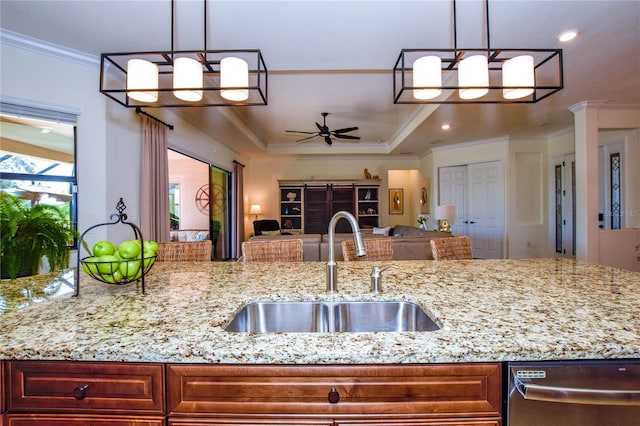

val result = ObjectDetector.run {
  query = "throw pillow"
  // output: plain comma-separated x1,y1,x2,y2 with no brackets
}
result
372,226,391,236
261,229,281,236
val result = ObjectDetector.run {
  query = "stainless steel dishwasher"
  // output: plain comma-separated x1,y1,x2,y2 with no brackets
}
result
507,360,640,426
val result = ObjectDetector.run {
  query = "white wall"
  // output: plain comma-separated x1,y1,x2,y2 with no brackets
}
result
508,139,548,258
2,40,244,247
1,42,109,243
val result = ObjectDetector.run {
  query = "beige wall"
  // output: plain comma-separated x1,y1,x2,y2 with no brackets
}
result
244,155,424,236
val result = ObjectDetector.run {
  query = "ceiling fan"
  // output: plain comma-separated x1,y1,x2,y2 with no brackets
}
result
286,112,360,145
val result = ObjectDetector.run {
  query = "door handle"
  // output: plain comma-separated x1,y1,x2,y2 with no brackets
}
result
469,221,476,224
462,220,468,224
514,376,640,406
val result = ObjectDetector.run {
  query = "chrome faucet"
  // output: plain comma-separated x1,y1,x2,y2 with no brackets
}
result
326,211,366,293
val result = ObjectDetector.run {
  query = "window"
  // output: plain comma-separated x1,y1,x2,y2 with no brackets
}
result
0,105,77,246
169,182,181,230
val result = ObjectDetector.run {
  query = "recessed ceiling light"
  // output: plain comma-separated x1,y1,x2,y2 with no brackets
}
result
40,128,51,134
558,30,578,42
441,124,450,130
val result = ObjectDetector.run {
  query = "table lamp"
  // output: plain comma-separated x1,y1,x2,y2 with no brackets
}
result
249,204,262,221
435,205,456,233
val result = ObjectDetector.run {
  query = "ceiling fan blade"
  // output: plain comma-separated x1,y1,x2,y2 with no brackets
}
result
316,122,324,132
332,126,358,134
286,130,318,135
334,134,360,140
324,136,333,145
296,135,319,143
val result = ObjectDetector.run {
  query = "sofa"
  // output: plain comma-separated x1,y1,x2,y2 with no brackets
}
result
170,229,210,242
248,225,451,261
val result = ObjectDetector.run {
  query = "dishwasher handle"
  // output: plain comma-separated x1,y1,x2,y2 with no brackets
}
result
514,375,640,406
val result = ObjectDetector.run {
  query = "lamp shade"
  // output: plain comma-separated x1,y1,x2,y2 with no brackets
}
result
127,59,159,102
435,204,456,221
249,204,262,215
220,57,249,101
502,55,534,99
173,57,203,101
413,55,442,100
458,55,489,100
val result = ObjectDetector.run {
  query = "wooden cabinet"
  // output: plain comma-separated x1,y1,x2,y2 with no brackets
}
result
6,361,165,425
279,180,380,234
166,363,501,425
6,361,501,425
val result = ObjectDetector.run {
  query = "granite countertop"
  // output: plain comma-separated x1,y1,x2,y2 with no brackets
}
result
1,259,639,364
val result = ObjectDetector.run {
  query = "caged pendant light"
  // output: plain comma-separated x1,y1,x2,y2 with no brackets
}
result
100,0,267,107
393,0,563,104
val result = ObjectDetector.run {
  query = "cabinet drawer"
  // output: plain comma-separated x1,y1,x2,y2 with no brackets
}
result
168,364,501,418
8,361,165,415
169,419,333,426
6,414,165,426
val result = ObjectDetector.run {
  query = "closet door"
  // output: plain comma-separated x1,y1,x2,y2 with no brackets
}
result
439,162,504,259
467,162,504,259
439,166,467,236
303,186,355,234
304,187,329,234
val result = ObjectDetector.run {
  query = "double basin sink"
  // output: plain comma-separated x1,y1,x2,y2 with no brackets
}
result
225,301,440,333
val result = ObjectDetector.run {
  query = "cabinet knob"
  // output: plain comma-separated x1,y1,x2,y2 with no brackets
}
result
73,384,89,400
328,387,340,404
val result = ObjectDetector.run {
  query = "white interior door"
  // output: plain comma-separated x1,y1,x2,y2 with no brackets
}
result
438,166,467,236
439,161,504,259
467,161,504,259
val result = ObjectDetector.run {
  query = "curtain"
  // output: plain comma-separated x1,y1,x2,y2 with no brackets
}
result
232,161,245,258
140,115,170,243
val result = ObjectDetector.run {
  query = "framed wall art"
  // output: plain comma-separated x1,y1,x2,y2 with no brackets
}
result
389,188,404,214
420,178,430,214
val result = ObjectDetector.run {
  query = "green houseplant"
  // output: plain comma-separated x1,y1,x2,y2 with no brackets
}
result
0,192,76,279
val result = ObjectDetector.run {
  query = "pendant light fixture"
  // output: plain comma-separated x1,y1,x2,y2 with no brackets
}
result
100,0,267,108
393,0,563,104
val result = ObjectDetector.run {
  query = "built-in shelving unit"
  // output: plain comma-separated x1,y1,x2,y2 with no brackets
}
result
278,180,380,233
356,186,379,229
279,186,303,233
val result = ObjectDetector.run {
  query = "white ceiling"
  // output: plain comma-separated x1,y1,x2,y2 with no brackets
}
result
2,0,639,158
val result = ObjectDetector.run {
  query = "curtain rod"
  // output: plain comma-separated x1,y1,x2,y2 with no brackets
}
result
135,107,174,130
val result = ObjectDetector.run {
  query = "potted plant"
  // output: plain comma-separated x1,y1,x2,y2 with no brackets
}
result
0,192,76,279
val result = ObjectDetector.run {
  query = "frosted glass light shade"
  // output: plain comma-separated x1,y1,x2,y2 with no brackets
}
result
249,204,262,215
502,55,534,99
127,59,158,102
173,57,203,102
413,56,442,100
458,55,489,99
220,57,249,101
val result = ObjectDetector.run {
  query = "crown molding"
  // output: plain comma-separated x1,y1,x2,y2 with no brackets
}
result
1,29,99,68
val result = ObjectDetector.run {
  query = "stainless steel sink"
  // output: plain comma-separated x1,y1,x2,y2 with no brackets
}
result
225,301,440,333
334,301,440,332
225,302,330,333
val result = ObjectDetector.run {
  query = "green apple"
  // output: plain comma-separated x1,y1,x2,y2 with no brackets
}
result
96,255,119,274
81,256,100,275
118,240,141,259
100,273,116,283
143,240,159,254
142,248,156,268
119,259,141,279
92,240,117,257
111,269,124,282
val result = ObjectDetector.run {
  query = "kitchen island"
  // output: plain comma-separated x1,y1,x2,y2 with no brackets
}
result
2,258,639,425
2,258,639,364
